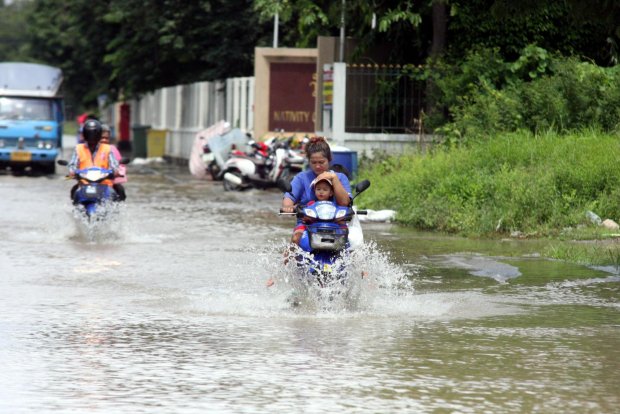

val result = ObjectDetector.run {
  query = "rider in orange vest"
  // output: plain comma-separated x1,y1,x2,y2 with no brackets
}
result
68,119,120,201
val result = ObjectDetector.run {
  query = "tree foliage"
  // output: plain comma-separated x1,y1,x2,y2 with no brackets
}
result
26,0,270,108
253,0,434,63
27,0,117,109
103,0,270,98
10,0,619,112
0,2,36,62
448,0,619,66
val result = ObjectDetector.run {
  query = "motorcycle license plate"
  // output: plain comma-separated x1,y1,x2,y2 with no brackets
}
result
10,151,31,162
85,185,98,195
202,153,215,162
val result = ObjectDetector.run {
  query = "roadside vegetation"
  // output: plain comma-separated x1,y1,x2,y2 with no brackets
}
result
359,130,620,237
358,50,620,265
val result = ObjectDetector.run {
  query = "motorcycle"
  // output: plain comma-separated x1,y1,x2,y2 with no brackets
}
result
219,136,305,191
200,128,251,181
57,159,125,219
279,179,371,291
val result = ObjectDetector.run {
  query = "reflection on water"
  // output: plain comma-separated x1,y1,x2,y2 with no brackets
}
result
0,165,619,413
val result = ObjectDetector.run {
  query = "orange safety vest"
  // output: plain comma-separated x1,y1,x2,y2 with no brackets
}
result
76,143,113,186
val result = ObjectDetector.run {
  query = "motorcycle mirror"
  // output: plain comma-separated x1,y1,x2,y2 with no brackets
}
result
355,179,371,194
277,178,292,193
57,159,68,166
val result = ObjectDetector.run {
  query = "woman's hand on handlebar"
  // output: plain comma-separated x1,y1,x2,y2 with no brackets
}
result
281,205,296,213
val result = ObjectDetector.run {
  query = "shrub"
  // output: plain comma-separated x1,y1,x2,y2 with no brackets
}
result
359,130,620,237
431,46,620,139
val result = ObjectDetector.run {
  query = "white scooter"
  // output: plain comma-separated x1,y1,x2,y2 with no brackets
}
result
219,137,304,191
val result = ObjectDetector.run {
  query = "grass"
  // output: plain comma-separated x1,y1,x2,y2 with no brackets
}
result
357,129,620,265
544,240,620,267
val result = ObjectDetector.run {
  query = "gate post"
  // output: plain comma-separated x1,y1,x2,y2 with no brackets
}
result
332,62,346,146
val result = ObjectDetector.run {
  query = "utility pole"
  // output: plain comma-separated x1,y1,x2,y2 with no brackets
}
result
339,0,345,61
273,11,279,48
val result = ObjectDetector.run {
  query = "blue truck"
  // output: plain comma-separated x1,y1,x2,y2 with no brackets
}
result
0,62,64,174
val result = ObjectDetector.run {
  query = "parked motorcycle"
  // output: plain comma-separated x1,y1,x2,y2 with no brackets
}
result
219,136,305,191
57,159,124,220
201,128,251,181
279,179,371,290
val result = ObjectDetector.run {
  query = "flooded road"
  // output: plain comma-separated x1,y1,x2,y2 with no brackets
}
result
1,160,619,413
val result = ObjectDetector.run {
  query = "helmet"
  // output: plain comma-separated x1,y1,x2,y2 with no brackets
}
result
82,119,102,145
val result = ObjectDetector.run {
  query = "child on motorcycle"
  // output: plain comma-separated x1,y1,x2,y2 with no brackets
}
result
290,176,347,246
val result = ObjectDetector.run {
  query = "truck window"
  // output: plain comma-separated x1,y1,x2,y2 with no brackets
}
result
0,97,53,121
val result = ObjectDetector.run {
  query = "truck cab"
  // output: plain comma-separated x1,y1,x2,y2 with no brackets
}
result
0,62,64,174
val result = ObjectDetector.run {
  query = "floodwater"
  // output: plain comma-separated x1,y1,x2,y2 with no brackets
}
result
1,160,619,413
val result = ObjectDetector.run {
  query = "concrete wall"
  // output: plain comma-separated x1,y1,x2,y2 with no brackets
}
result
253,47,318,139
106,43,430,160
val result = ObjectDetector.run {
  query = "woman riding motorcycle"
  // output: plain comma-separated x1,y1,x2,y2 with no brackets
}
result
267,137,354,287
281,136,352,246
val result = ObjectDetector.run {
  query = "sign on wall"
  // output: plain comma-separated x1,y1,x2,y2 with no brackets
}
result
322,64,333,111
269,63,316,132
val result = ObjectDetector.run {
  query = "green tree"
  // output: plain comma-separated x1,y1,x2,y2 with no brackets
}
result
448,0,619,66
22,0,619,112
27,0,270,107
104,0,270,97
255,0,619,66
0,1,35,62
253,0,435,64
27,0,119,109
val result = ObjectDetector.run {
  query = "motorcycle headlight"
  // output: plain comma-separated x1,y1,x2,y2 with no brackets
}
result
81,170,106,181
304,208,317,218
316,203,337,220
335,209,347,219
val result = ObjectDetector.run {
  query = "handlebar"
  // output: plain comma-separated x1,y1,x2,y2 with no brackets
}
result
278,206,366,219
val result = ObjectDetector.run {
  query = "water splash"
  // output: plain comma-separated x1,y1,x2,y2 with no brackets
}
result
69,201,125,243
253,240,415,314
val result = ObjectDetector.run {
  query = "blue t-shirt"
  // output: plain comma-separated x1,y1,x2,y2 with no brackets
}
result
284,169,352,206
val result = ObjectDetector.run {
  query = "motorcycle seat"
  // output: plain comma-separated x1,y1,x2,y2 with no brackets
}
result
239,154,267,166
